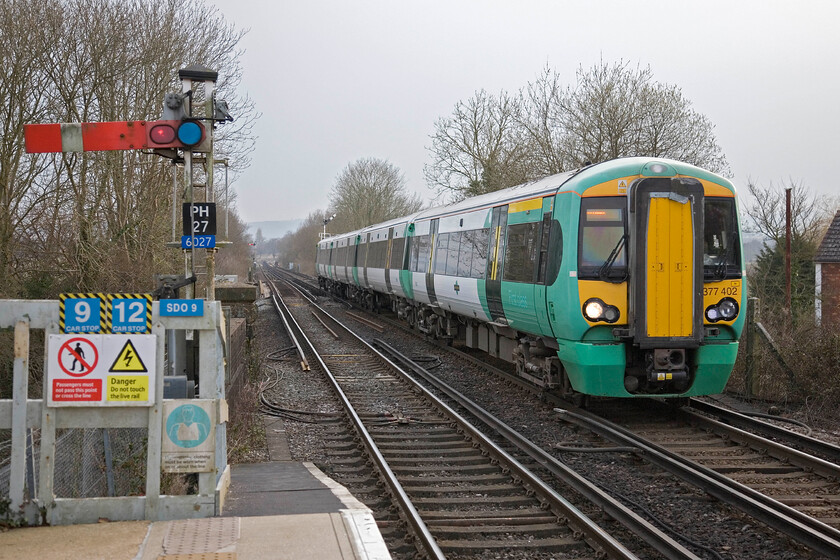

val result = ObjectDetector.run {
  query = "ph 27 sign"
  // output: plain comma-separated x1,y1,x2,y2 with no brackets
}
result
182,202,216,236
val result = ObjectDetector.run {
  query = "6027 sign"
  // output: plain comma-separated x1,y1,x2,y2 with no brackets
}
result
180,235,216,249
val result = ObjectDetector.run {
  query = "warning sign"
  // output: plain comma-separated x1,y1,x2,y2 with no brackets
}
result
109,339,148,372
52,379,102,402
106,375,150,402
48,334,156,407
162,400,215,473
57,337,99,377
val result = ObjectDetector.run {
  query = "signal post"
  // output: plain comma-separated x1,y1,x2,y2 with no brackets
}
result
20,66,235,523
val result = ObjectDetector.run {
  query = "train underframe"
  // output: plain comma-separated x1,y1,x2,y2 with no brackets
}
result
318,276,695,399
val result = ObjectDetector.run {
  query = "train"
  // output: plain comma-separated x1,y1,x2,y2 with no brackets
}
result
316,157,745,400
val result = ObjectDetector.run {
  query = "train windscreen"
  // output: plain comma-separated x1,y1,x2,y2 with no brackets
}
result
704,197,741,280
578,197,627,281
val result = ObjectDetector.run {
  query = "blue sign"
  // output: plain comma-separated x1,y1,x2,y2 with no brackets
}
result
110,297,151,333
166,404,211,448
181,235,215,249
160,299,205,317
64,298,102,333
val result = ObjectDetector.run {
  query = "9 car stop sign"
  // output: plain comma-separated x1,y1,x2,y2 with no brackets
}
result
47,334,156,406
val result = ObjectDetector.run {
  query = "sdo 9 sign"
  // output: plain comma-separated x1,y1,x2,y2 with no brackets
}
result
160,299,204,317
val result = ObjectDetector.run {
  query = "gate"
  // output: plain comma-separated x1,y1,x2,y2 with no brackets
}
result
0,299,229,525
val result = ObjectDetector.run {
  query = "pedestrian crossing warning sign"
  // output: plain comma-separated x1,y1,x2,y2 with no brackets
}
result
109,339,148,372
48,333,155,407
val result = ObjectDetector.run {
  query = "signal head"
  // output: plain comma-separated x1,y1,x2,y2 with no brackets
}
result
146,120,205,149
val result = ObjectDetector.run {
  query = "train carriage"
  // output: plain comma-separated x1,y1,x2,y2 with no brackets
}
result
317,157,745,399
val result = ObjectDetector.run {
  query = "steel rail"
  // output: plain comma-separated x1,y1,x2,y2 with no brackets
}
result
689,397,840,464
270,280,447,560
673,405,840,480
267,289,310,371
289,298,640,560
556,407,840,558
372,339,701,560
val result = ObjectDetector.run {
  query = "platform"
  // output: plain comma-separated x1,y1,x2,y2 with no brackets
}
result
0,415,391,560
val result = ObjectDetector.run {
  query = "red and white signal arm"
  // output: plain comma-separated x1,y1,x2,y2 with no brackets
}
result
24,120,205,153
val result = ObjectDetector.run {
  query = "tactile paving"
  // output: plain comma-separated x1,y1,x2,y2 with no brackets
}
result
162,517,240,555
161,555,237,560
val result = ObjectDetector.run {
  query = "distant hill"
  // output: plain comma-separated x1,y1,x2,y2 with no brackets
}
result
247,220,303,240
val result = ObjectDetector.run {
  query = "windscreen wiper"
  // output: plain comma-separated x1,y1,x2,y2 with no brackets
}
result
712,238,737,281
598,233,628,283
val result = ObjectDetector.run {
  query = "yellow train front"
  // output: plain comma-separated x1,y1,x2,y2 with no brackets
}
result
550,158,745,398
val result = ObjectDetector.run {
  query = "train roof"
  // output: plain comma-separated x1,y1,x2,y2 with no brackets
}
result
410,169,577,223
318,158,735,246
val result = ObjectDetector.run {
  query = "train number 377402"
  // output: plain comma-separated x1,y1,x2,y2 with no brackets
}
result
703,285,739,297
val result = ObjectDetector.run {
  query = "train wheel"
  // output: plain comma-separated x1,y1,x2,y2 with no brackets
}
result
665,397,690,409
571,393,589,408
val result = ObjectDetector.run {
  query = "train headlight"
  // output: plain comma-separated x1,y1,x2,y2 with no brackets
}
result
583,298,620,323
583,299,603,321
718,298,739,320
705,297,739,323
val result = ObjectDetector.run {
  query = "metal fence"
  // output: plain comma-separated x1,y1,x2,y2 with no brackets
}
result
0,299,229,525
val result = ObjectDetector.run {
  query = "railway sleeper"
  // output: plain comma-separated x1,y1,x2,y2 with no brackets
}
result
419,507,551,520
428,522,570,537
435,536,583,552
403,483,524,496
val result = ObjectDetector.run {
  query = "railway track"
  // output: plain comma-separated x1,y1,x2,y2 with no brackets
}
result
567,400,840,557
262,271,686,559
264,266,840,557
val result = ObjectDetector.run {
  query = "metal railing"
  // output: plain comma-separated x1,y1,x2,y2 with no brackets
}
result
0,299,228,525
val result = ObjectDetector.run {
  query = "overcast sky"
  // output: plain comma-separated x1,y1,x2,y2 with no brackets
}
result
211,0,840,224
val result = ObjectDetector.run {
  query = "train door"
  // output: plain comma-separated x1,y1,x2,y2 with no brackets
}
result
360,233,369,288
500,198,546,334
425,219,439,305
351,234,361,286
630,177,704,347
384,227,394,293
534,196,556,337
485,205,508,321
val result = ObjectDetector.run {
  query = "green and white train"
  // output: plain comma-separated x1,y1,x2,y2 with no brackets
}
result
316,158,745,399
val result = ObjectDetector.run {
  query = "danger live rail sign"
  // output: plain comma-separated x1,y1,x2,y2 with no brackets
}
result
47,334,156,407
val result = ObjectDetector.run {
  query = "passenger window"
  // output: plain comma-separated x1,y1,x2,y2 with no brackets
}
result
433,233,449,274
416,235,431,273
503,222,540,283
390,237,405,269
470,229,489,279
445,232,461,276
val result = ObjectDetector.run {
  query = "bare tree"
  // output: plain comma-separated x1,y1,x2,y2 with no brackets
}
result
274,210,329,275
557,60,728,173
329,158,422,231
0,0,257,297
517,66,567,176
428,60,729,201
425,89,530,201
744,179,837,317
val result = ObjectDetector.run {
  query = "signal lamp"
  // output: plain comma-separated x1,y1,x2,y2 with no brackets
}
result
146,120,205,149
177,120,203,147
149,123,176,144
